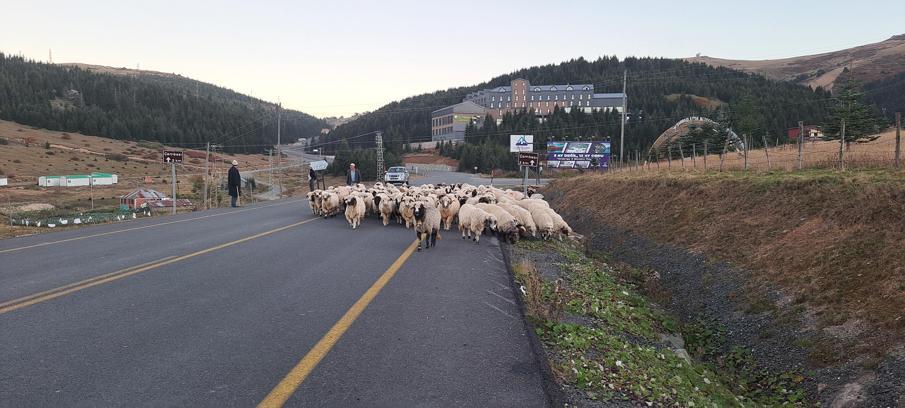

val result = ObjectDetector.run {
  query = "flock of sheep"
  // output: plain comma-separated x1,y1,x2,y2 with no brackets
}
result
306,182,573,251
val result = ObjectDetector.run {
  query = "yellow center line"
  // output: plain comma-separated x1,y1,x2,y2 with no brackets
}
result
0,256,177,310
257,239,420,408
0,199,304,254
0,217,318,315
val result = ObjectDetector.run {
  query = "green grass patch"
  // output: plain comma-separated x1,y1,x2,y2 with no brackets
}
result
513,239,808,406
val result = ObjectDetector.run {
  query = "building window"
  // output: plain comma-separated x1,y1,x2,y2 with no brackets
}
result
579,94,583,100
545,102,549,107
492,96,495,102
551,86,557,91
554,95,558,101
507,96,511,102
534,87,540,92
566,86,573,91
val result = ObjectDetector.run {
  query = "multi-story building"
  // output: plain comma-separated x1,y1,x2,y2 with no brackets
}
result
430,101,487,141
432,78,626,141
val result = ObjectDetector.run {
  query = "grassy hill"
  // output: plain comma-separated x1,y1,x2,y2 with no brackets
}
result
544,169,905,405
685,35,905,89
0,54,328,153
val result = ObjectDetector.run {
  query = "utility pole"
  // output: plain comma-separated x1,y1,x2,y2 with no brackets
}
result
204,142,210,209
171,161,177,215
620,69,627,164
276,103,282,198
375,131,386,181
896,112,902,169
797,121,804,170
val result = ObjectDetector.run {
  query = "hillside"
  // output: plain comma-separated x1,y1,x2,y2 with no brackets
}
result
545,170,905,406
0,54,328,153
686,35,905,90
326,57,831,156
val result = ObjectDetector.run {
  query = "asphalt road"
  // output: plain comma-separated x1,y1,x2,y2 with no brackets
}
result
413,170,550,188
0,196,547,407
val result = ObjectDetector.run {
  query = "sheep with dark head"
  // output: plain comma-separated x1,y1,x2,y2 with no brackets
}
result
412,201,442,251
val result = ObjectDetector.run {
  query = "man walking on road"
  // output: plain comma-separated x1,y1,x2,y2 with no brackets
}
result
228,160,241,207
308,166,317,192
346,162,361,186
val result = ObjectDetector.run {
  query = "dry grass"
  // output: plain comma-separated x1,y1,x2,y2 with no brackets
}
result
546,169,905,363
512,259,563,323
0,120,295,239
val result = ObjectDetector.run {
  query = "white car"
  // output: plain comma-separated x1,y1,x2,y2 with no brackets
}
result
384,166,409,185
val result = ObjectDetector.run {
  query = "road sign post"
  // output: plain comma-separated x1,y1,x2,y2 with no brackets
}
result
518,152,539,195
163,151,183,215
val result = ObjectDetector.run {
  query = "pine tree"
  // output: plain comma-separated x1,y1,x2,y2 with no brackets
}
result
823,78,882,143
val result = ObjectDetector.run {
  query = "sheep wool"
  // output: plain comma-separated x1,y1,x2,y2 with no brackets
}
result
343,194,366,229
458,203,497,243
438,195,460,231
413,202,442,251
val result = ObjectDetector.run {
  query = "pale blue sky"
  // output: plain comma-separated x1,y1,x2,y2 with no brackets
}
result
2,0,902,117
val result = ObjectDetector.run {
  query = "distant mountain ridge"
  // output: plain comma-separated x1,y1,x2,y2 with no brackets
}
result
0,54,327,153
685,34,905,90
325,56,830,155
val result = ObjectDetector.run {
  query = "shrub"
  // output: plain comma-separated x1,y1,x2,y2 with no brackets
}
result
46,151,55,156
12,159,21,163
107,153,129,162
70,156,81,161
0,137,7,145
61,133,72,140
44,141,51,149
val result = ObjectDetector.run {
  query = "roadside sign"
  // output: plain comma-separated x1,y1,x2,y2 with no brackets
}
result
310,160,329,171
518,152,539,167
510,135,534,152
163,150,184,163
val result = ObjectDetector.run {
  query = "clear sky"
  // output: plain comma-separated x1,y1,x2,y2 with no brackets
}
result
2,0,903,117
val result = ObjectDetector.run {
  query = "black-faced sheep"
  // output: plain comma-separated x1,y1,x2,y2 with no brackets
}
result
413,201,442,251
373,193,394,226
343,194,366,229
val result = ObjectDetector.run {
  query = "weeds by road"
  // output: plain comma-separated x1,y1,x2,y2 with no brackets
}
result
508,240,806,406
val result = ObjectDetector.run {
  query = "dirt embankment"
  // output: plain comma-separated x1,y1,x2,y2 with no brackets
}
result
544,170,905,406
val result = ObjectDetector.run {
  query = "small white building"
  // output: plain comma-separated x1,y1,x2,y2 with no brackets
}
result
38,173,118,187
0,177,7,187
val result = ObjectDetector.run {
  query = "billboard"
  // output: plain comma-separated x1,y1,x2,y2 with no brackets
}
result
510,135,534,152
546,141,611,169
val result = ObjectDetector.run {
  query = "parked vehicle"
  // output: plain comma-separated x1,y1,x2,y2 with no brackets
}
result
384,166,409,185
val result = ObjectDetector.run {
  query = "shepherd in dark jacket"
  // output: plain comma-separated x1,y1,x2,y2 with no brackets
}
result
346,163,361,186
308,166,317,192
228,160,242,207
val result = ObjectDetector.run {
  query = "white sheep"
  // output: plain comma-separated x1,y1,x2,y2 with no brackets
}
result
475,203,523,243
458,203,498,243
438,194,460,231
320,191,341,217
527,206,555,240
498,203,537,238
399,196,417,229
375,192,396,226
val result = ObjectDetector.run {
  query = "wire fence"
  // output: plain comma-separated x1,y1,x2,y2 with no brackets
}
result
610,123,903,174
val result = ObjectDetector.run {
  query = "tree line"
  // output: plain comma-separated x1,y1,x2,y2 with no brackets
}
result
325,56,837,158
0,53,327,153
